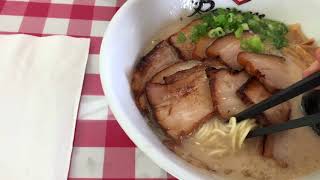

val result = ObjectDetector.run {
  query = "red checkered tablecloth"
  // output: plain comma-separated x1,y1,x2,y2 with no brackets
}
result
0,1,177,179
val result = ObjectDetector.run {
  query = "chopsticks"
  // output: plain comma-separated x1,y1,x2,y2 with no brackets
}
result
236,71,320,121
247,113,320,138
234,71,320,137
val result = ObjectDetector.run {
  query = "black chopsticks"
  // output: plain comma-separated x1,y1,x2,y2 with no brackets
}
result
234,71,320,137
236,72,320,121
247,113,320,138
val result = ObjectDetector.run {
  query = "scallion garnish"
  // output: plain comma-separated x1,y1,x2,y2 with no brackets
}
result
241,35,264,53
190,8,289,50
190,23,209,42
234,27,244,38
208,27,226,38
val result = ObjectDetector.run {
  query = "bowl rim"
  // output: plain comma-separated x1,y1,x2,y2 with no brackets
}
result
99,0,203,179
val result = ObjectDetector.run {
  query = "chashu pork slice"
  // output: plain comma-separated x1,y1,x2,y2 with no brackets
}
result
151,61,201,84
132,40,182,112
206,68,250,120
164,59,227,84
237,78,291,167
286,24,314,45
263,134,289,168
282,45,316,70
192,36,216,60
169,20,202,60
238,52,295,93
202,58,228,69
237,78,291,125
206,33,252,70
146,66,214,140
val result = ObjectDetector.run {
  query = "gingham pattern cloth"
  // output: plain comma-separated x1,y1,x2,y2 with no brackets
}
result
0,0,177,179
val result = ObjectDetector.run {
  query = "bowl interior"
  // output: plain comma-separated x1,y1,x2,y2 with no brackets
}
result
100,0,320,179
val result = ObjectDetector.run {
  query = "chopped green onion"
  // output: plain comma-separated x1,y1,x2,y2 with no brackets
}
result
248,19,262,32
214,14,228,27
189,8,288,49
202,13,215,28
241,35,264,53
234,27,244,38
208,27,226,38
224,27,233,34
177,32,187,43
227,13,235,23
215,8,228,16
190,23,209,42
234,14,244,23
272,37,288,49
242,12,254,22
241,23,249,30
253,15,261,21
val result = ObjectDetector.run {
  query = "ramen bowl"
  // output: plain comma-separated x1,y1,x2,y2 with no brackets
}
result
99,0,320,179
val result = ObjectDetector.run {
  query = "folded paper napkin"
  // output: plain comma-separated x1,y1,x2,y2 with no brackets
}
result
0,35,90,180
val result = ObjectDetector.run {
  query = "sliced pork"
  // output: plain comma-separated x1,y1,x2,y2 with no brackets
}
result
146,66,214,140
206,33,251,70
206,68,250,120
163,65,206,84
263,134,289,168
203,58,228,69
286,24,314,45
131,40,182,112
164,60,226,84
237,78,291,125
151,61,201,84
282,45,316,70
169,20,202,60
193,37,216,60
237,78,291,167
300,44,318,57
238,52,294,93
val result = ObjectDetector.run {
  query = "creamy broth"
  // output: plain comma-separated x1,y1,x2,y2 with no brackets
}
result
176,97,320,180
142,17,195,55
144,20,320,180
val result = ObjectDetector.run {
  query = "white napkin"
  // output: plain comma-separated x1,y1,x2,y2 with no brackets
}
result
0,35,90,180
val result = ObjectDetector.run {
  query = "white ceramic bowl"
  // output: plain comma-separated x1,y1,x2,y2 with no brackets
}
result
100,0,320,179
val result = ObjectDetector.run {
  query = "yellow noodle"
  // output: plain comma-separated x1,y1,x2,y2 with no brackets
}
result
192,117,257,157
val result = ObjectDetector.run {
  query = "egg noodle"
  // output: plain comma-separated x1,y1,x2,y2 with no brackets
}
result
191,117,257,157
